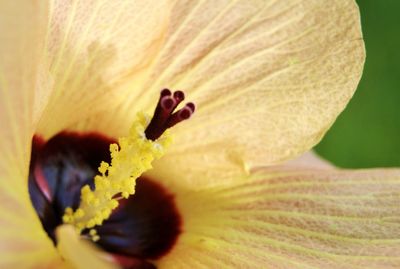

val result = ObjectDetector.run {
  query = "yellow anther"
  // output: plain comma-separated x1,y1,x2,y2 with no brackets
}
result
111,181,120,190
62,114,171,234
98,162,109,174
94,216,103,225
92,235,100,242
105,191,112,200
86,220,96,229
110,143,119,153
92,198,100,206
62,215,72,223
81,185,91,195
65,207,73,215
74,209,85,218
109,200,119,209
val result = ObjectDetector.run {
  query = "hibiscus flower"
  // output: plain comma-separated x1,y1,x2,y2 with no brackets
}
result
2,1,398,269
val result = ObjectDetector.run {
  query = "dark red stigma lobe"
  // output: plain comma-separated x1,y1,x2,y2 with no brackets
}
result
145,89,195,141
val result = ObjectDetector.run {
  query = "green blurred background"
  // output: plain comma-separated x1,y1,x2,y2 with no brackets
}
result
315,0,400,168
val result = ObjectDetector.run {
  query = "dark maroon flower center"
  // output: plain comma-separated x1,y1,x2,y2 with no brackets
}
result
28,89,194,269
29,133,181,268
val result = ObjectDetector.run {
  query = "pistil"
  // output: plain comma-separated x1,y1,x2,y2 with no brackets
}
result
145,89,195,140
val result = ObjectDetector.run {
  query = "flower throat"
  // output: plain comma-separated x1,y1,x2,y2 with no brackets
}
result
62,89,195,235
29,89,194,268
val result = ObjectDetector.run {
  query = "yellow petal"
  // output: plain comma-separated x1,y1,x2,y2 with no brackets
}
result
0,1,62,268
56,225,119,269
159,168,400,268
45,1,364,188
36,0,171,138
144,0,364,189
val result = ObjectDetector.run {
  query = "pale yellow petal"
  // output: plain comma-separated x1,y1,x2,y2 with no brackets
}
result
146,0,364,188
36,0,171,138
56,225,119,269
159,168,400,268
0,1,62,268
49,1,363,188
0,0,45,186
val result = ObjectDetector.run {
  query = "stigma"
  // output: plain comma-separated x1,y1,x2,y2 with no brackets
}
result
145,89,195,141
62,89,194,236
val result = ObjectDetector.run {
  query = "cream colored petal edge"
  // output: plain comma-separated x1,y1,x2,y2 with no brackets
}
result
144,0,365,189
36,0,171,138
56,225,119,269
158,168,400,269
275,150,334,169
0,1,62,268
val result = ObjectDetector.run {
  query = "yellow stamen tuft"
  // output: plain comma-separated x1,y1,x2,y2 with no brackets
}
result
62,113,172,233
